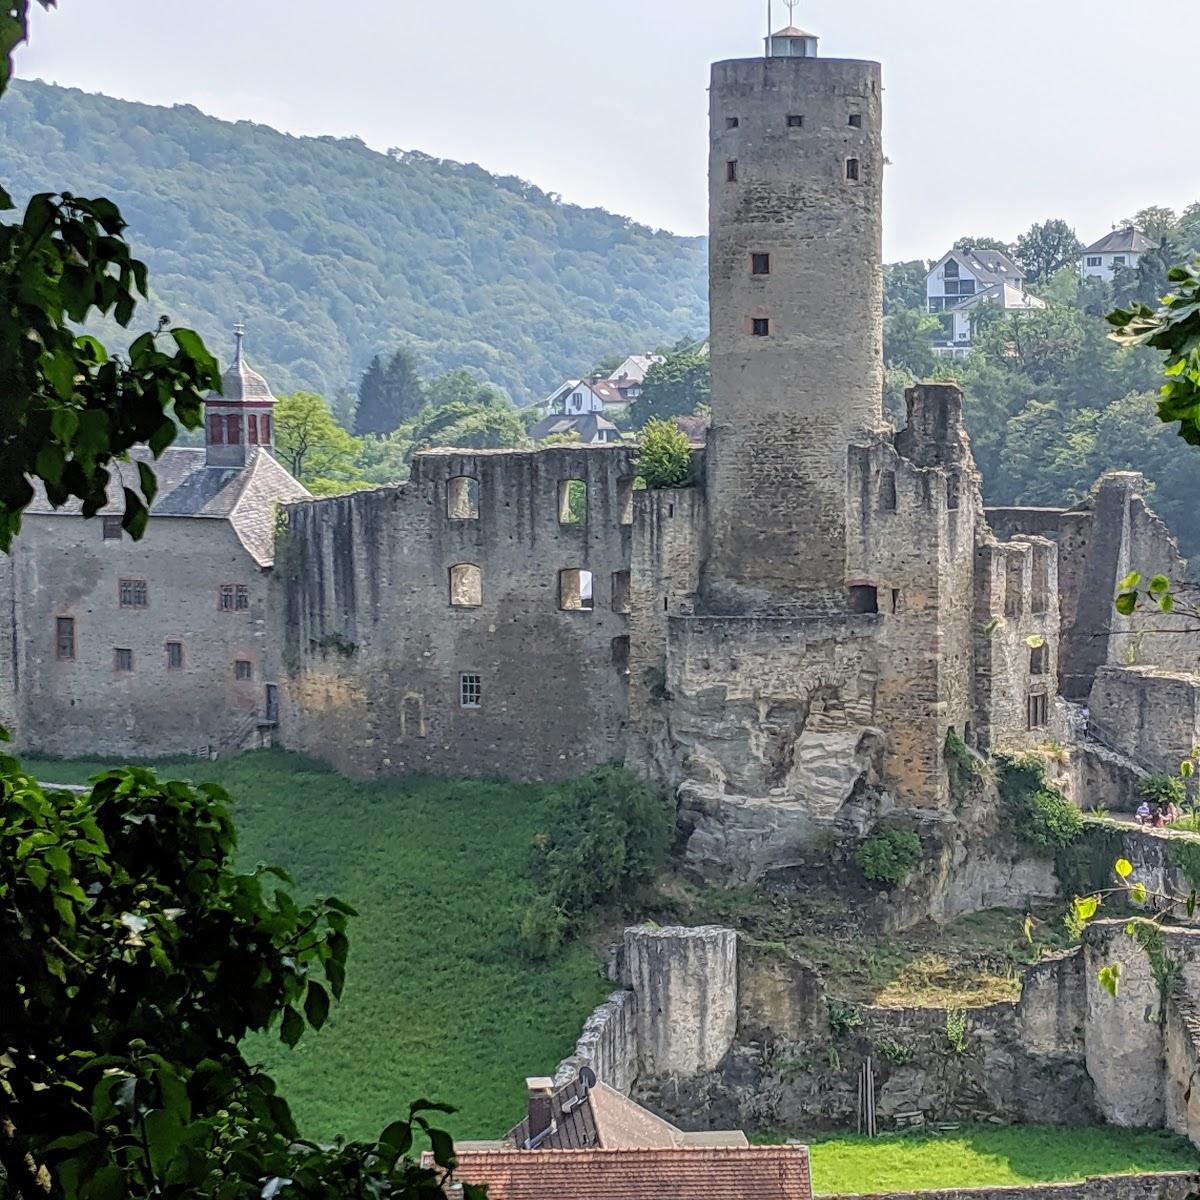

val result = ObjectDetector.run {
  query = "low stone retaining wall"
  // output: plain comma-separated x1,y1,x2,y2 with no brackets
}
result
823,1174,1200,1200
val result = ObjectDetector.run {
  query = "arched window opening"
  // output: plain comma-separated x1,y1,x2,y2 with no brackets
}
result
447,476,480,520
449,563,483,608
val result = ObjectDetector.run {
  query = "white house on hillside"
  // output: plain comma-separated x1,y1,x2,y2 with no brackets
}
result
607,354,665,402
926,248,1045,357
1080,227,1156,282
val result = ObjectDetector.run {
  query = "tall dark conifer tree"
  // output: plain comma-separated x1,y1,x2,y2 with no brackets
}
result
354,348,424,435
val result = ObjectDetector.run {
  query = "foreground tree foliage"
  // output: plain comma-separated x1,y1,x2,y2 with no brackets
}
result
1,5,477,1195
634,418,693,489
0,0,219,550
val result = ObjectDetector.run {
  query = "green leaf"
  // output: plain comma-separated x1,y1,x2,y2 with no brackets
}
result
1025,634,1046,649
280,1005,304,1048
1182,760,1195,779
1023,914,1034,944
137,460,158,505
1119,571,1142,592
304,982,330,1030
379,1119,414,1157
426,1125,456,1169
1073,895,1099,923
983,616,1002,636
1115,858,1134,879
1149,575,1171,594
1130,882,1148,904
1115,591,1138,616
1099,963,1122,998
1160,594,1176,614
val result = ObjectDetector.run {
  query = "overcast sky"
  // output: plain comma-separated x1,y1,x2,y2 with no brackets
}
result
19,0,1200,261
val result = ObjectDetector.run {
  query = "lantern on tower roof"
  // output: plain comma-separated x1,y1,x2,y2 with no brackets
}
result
766,1,819,57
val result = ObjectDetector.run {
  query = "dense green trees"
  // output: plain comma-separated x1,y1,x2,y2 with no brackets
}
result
0,79,706,405
883,210,1200,556
633,344,710,428
354,349,426,435
1013,219,1083,283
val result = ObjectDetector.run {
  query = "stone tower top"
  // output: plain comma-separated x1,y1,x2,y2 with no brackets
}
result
766,2,819,57
205,326,277,469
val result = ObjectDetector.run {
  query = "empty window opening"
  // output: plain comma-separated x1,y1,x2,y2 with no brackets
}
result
891,588,901,614
102,515,123,540
265,683,279,723
725,116,740,129
55,616,75,661
559,568,594,612
119,578,148,609
879,471,897,512
460,673,482,709
946,475,960,510
402,693,426,738
846,158,860,181
612,570,631,614
1027,692,1049,731
786,114,804,128
848,584,879,615
449,563,483,607
1031,548,1051,615
848,113,863,128
235,659,253,681
726,159,738,182
1030,645,1048,676
663,595,669,612
558,479,587,524
617,476,635,526
447,476,480,520
166,641,183,670
668,502,675,518
611,635,631,675
751,253,771,276
751,317,771,337
114,648,133,672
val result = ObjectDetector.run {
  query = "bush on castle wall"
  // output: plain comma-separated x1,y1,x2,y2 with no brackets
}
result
854,829,924,889
996,753,1083,854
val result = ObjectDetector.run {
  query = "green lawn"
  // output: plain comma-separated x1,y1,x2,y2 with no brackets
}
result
758,1127,1198,1195
24,750,610,1143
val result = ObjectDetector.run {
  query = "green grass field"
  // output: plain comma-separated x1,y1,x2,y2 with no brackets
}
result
762,1127,1198,1195
24,750,610,1143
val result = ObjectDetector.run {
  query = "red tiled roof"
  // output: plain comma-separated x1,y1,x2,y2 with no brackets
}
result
446,1145,812,1199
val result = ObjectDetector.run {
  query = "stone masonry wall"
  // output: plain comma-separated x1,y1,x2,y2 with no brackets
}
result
11,513,272,758
276,446,638,781
552,989,639,1096
1089,665,1200,777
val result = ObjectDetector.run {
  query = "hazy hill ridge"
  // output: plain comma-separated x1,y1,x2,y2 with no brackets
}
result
0,79,708,400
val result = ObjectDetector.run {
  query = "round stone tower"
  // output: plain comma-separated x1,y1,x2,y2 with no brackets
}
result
703,31,884,612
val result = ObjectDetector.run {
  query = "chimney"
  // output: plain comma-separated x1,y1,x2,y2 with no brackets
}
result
525,1077,555,1142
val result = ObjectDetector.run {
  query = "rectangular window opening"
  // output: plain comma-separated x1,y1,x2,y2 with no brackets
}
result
219,584,236,612
786,114,804,128
879,471,897,512
449,563,483,608
617,476,635,526
726,159,738,182
102,516,123,540
751,253,771,276
114,648,133,672
118,578,148,609
559,568,594,612
447,476,480,520
846,158,860,181
947,476,960,511
460,673,482,709
236,585,250,611
1030,645,1048,676
558,479,587,524
848,113,863,128
611,635,631,675
55,616,75,661
725,116,740,129
751,317,771,337
891,589,901,615
611,570,631,615
1027,692,1049,731
848,584,879,615
166,641,183,670
235,659,253,681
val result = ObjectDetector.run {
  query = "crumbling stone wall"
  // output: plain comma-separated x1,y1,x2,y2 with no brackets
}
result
1089,665,1200,777
276,446,639,780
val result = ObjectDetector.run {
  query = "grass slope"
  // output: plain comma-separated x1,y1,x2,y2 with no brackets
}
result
26,750,609,1142
762,1127,1198,1195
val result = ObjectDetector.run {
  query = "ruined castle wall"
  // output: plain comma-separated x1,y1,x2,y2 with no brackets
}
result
552,990,639,1096
1089,665,1200,775
974,537,1062,753
704,56,883,609
626,486,705,784
276,446,637,781
11,513,271,758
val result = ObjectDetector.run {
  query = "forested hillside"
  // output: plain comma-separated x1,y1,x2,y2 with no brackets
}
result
0,80,707,401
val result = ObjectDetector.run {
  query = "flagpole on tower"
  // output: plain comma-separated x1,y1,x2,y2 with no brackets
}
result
766,0,772,57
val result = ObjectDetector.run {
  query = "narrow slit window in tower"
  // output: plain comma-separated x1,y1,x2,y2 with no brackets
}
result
611,570,631,614
1030,645,1048,676
726,160,738,182
611,635,631,675
879,471,897,512
846,158,860,181
617,476,635,526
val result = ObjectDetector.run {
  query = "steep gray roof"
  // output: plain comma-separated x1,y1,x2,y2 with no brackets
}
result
26,446,309,566
529,413,620,443
960,248,1023,284
1083,227,1157,255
